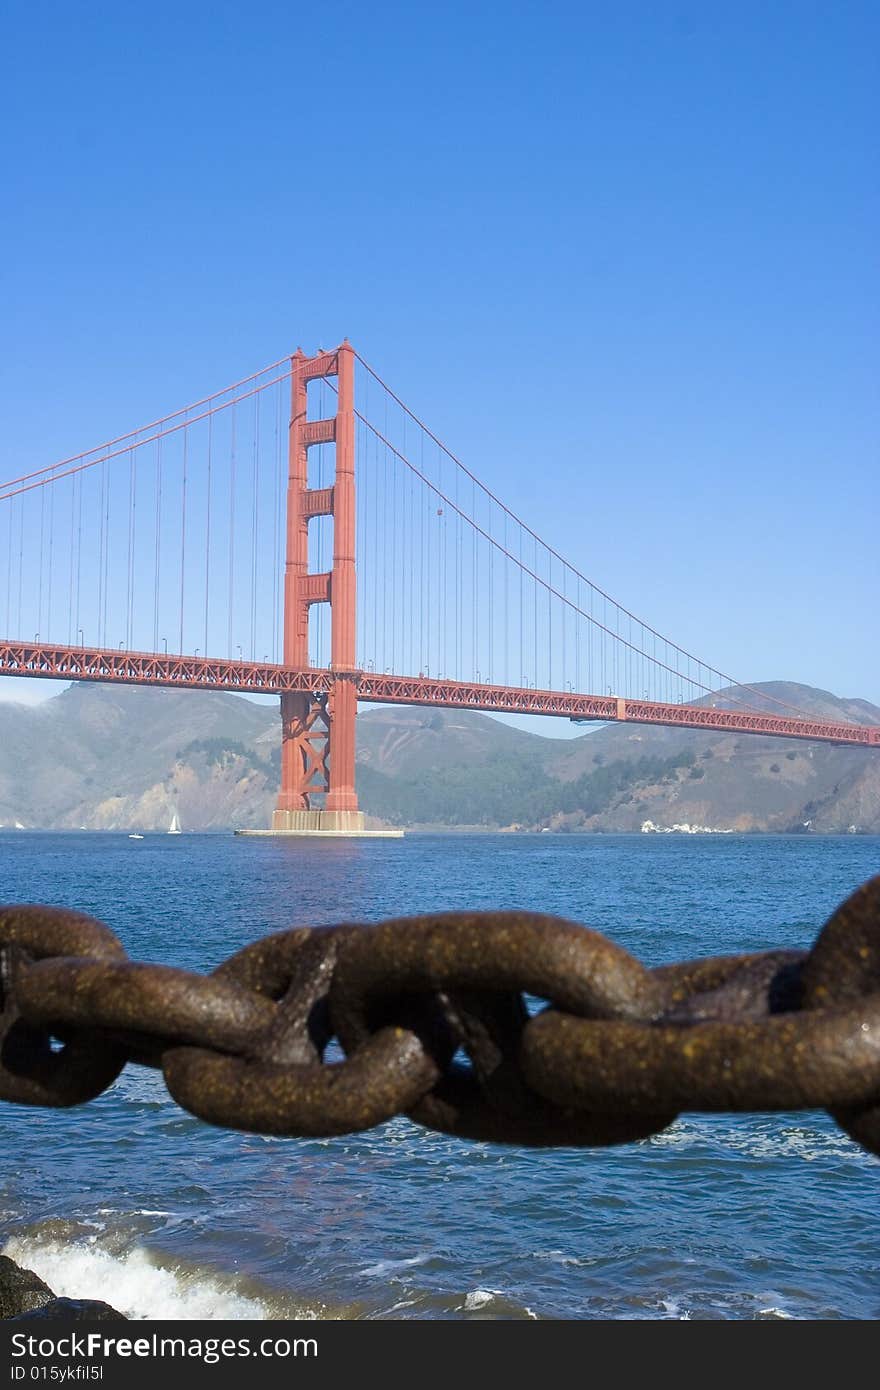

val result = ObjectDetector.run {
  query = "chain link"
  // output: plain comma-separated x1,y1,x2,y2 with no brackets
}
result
0,877,878,1154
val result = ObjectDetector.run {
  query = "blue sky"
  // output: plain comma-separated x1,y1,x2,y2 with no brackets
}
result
1,1,877,723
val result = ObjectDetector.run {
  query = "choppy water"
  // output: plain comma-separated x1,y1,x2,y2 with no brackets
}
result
0,830,878,1320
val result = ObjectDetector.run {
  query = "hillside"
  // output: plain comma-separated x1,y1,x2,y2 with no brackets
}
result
0,680,878,833
356,684,880,833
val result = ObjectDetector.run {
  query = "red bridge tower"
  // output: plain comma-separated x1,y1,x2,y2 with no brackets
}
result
271,341,365,834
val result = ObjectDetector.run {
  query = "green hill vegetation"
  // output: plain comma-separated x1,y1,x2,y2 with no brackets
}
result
0,679,876,833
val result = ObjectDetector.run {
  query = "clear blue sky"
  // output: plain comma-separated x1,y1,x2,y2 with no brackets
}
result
1,1,877,718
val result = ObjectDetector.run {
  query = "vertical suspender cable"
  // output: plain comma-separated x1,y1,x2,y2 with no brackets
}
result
38,485,45,638
271,385,279,663
547,550,552,690
126,450,135,649
392,399,398,671
228,402,236,659
533,534,538,688
179,417,188,654
419,435,425,672
372,428,378,674
130,449,137,650
204,411,213,656
519,524,524,687
74,473,82,645
487,496,493,683
409,460,415,673
47,482,55,641
16,497,24,638
102,456,111,647
382,434,388,669
503,512,508,686
455,470,460,679
67,477,74,644
438,451,443,676
153,440,162,652
472,478,476,680
386,393,393,671
5,496,13,635
575,575,580,693
250,396,257,660
96,463,104,647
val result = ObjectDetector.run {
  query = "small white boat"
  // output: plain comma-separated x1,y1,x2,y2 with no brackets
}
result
128,833,144,840
168,812,182,835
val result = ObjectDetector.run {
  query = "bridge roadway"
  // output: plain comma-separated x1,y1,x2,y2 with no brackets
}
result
1,640,877,748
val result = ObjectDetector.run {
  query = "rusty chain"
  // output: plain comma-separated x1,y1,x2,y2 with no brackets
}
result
0,875,878,1155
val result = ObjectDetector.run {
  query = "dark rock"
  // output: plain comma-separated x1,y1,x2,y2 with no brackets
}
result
0,1255,55,1318
7,1296,128,1321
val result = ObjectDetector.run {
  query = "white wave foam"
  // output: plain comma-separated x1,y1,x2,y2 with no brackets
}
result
463,1288,502,1311
3,1236,271,1321
647,1116,865,1163
658,1298,690,1319
460,1288,538,1318
358,1254,430,1278
94,1209,174,1219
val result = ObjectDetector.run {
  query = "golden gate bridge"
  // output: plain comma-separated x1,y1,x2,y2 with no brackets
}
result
1,341,876,834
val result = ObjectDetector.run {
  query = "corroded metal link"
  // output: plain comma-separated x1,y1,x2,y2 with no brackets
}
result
521,999,880,1112
0,878,878,1154
163,1029,437,1137
407,1066,677,1147
0,950,127,1106
652,950,806,1018
329,910,665,1052
412,987,678,1146
0,1017,126,1107
210,927,317,999
9,958,279,1057
0,905,127,963
801,876,880,1154
163,931,438,1135
803,876,880,1006
656,950,806,1023
0,908,128,1106
328,914,667,1146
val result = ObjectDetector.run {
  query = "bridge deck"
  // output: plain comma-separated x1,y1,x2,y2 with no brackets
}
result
1,640,876,747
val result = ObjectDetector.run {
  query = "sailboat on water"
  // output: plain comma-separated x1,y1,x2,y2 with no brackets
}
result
168,811,182,835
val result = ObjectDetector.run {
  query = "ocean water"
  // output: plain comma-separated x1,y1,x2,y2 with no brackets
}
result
0,830,878,1321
